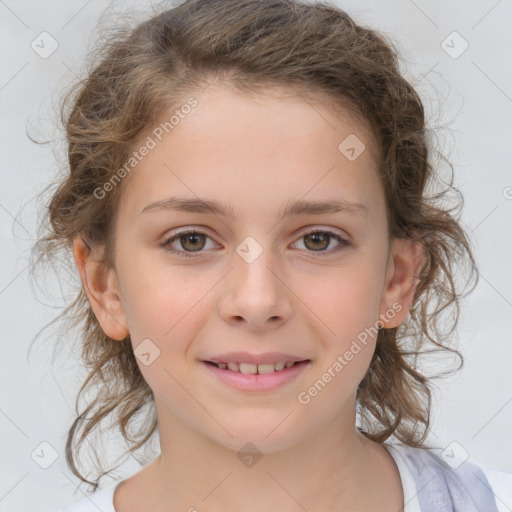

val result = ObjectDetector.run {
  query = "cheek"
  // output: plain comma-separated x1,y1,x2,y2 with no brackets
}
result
124,278,207,400
298,277,380,412
116,245,209,339
303,261,384,336
297,348,373,426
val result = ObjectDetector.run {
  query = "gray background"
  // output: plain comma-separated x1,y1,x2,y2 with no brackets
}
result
1,0,511,510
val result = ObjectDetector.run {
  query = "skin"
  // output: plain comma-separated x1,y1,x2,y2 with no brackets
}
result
73,83,424,511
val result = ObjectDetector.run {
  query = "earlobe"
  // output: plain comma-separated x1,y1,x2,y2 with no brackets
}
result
72,236,129,340
379,237,425,329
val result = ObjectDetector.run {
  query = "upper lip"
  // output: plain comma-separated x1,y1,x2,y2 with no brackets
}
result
204,352,311,365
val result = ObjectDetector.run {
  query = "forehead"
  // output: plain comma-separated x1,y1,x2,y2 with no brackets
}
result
119,83,385,222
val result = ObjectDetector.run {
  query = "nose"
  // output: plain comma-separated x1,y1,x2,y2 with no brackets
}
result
218,245,293,331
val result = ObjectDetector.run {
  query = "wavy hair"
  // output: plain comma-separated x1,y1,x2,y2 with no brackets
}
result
30,0,478,490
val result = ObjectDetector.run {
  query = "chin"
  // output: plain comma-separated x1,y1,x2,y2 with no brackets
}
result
208,423,303,455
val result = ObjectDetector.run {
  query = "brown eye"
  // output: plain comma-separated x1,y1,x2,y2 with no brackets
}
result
162,229,215,257
293,229,350,256
179,232,206,252
303,232,331,251
161,227,350,259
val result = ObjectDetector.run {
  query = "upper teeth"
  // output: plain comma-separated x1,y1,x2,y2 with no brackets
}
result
216,361,297,374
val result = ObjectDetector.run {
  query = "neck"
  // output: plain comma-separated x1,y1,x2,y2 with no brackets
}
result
125,398,400,512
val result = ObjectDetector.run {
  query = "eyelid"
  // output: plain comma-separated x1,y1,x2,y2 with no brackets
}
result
295,224,348,239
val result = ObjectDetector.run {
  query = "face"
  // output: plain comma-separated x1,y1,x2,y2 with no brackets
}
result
78,84,417,454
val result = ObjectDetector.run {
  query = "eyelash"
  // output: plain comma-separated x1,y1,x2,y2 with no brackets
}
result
160,227,351,259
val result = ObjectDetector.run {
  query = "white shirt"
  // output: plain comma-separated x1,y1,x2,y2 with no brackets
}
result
59,442,512,511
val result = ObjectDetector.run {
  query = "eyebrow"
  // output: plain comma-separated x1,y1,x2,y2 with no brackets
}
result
139,196,369,218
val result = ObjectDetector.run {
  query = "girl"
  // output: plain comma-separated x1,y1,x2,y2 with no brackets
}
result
30,0,511,510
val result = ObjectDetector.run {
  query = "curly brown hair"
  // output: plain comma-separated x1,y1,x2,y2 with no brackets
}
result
30,0,478,491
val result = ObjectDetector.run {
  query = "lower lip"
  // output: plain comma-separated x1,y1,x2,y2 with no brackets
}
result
202,360,311,391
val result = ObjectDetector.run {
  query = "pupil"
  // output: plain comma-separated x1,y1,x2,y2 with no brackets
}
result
183,233,205,251
305,233,329,251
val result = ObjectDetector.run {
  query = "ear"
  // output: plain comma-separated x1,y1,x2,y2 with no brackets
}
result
72,236,129,340
379,237,425,329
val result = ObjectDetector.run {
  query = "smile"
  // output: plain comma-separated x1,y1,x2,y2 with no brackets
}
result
205,360,307,373
202,360,312,391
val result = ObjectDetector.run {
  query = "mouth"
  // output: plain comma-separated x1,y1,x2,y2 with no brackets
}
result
200,350,313,391
203,360,311,374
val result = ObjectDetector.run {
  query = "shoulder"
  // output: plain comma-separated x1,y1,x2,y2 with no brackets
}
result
386,442,512,512
58,483,119,512
482,466,512,512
